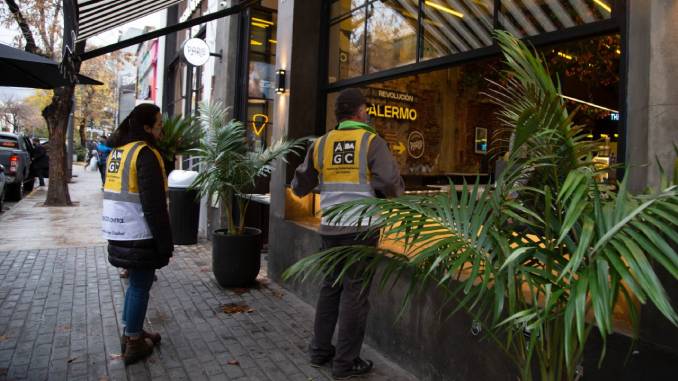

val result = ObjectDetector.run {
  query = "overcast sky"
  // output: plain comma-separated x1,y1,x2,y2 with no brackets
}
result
0,10,165,101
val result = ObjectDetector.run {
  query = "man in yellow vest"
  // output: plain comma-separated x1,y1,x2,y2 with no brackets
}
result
292,88,404,379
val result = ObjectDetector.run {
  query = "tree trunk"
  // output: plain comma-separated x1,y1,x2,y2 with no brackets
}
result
79,118,87,147
43,85,75,206
41,42,85,206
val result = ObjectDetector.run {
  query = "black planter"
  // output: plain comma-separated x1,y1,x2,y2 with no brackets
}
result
212,227,263,287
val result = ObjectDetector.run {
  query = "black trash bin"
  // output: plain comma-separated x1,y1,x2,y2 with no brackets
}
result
168,170,200,245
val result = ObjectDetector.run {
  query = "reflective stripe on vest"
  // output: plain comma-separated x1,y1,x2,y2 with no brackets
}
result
313,129,376,227
101,141,167,241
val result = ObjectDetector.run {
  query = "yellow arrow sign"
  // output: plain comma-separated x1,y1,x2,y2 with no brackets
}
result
251,114,268,137
392,141,406,155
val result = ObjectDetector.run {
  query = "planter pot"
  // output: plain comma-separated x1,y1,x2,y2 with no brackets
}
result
212,227,263,287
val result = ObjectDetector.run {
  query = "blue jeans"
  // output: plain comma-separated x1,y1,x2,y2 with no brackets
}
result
122,269,155,337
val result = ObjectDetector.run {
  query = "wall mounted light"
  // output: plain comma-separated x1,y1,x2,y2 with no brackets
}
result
276,69,286,94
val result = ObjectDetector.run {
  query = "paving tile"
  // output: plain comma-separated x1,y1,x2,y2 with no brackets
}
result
0,244,415,381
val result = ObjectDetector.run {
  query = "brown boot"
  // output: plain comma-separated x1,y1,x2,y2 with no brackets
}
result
123,336,154,365
121,331,161,352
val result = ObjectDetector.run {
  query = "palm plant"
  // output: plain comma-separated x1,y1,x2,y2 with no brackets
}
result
191,102,306,235
284,31,678,381
157,114,204,164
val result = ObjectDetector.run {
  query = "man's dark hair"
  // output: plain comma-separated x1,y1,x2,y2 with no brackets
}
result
335,88,366,122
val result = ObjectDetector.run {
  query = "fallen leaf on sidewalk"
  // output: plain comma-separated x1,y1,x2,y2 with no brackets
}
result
229,288,250,295
67,357,79,363
226,360,240,366
0,336,7,342
56,324,71,333
270,290,284,299
221,303,254,314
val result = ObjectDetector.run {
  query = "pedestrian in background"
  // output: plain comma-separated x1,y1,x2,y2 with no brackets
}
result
30,138,48,187
96,137,112,186
102,103,173,365
291,88,404,379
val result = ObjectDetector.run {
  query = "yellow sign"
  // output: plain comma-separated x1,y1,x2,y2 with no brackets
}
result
392,141,406,155
251,114,268,137
367,104,417,121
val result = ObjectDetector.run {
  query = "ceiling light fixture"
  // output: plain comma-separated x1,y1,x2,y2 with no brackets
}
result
269,39,277,44
251,22,270,28
593,0,611,13
557,51,573,60
252,17,274,25
250,40,263,46
425,1,464,18
561,95,618,113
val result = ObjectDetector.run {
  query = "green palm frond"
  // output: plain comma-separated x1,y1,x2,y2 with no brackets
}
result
157,114,204,162
284,31,678,381
190,102,307,234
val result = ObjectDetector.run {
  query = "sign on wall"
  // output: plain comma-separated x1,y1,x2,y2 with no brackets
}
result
181,38,210,67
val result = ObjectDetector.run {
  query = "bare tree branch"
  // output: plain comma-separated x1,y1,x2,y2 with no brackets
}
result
3,0,40,54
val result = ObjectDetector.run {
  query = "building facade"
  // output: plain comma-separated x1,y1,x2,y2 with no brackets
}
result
158,1,678,379
268,1,677,379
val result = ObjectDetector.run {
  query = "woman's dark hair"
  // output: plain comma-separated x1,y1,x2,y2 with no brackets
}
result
107,103,161,148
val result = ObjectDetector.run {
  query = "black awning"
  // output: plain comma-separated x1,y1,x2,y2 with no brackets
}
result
0,44,102,89
76,0,183,42
79,0,258,61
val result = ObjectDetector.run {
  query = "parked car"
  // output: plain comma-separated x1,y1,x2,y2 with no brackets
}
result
0,163,6,212
0,132,36,201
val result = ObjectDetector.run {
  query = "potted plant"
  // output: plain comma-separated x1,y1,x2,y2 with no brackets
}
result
284,32,678,381
157,114,204,173
192,102,306,287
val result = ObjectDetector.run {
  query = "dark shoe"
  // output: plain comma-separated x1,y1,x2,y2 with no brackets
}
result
121,331,161,352
123,336,154,365
332,358,374,380
310,355,333,368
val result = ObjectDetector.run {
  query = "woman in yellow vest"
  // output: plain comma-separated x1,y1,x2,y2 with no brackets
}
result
102,103,173,365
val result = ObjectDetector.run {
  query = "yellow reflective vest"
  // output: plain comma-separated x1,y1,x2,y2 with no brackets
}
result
102,141,167,240
313,128,376,227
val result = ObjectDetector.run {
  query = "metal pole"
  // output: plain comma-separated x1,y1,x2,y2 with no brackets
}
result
67,96,74,179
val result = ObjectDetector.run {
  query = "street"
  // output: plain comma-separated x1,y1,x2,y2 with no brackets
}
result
0,167,416,381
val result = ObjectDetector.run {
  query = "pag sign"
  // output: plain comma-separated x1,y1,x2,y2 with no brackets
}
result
407,130,425,159
181,38,210,67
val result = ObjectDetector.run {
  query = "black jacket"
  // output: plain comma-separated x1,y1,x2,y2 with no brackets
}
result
31,144,49,170
108,146,174,269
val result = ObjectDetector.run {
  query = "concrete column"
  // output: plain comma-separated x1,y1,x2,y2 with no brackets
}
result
270,0,324,220
626,0,678,192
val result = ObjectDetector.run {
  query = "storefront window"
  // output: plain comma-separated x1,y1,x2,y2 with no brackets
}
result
499,0,613,37
331,0,366,19
366,0,418,73
328,0,617,83
328,8,366,82
246,7,277,149
422,0,494,59
325,33,621,185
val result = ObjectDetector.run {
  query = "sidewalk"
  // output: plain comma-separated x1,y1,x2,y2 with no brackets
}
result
0,166,418,380
0,164,106,251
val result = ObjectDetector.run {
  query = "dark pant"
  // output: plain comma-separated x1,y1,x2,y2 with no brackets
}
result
122,269,155,336
98,164,106,185
310,232,379,373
